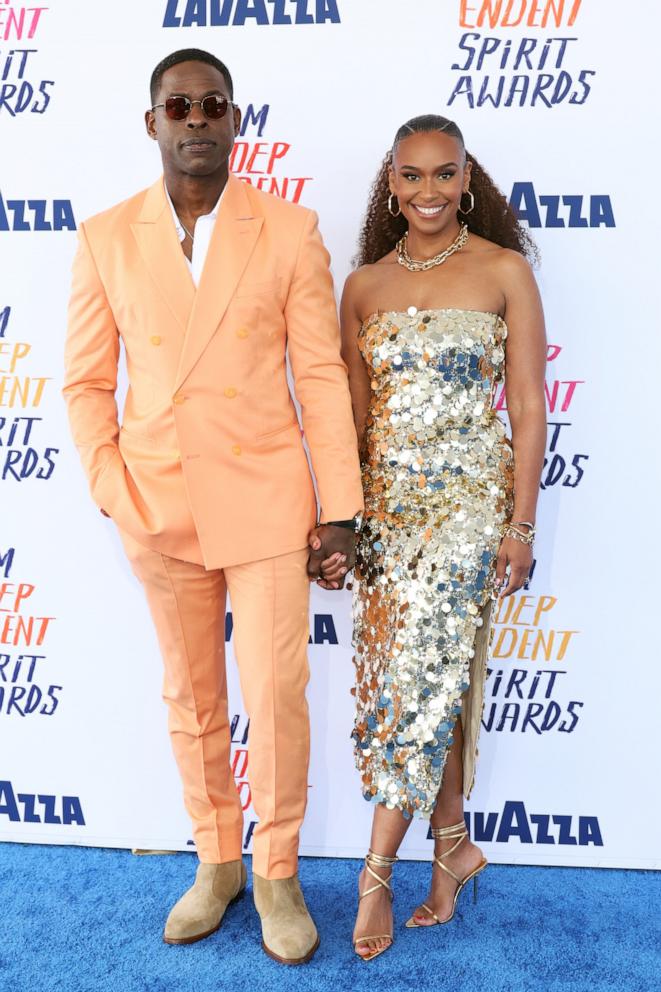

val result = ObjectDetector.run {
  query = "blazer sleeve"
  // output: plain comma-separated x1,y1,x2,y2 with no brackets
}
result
284,209,364,522
62,221,122,504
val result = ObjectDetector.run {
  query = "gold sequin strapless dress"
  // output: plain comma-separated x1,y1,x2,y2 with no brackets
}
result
352,308,514,818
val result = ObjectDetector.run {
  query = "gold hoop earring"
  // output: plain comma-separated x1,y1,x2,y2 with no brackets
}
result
460,189,475,215
387,193,401,217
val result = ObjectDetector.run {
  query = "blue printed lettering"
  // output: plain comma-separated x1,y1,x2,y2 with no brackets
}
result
465,802,604,846
539,195,563,228
234,0,269,25
578,817,603,847
271,0,292,24
590,195,615,227
554,814,577,845
0,782,86,825
529,814,554,844
310,613,337,645
563,194,588,228
0,194,76,231
0,780,20,820
39,794,61,825
510,182,540,226
509,183,614,228
163,0,340,26
61,796,85,826
496,800,534,843
472,811,498,842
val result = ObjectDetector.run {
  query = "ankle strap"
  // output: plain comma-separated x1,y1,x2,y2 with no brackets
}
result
366,849,398,868
431,821,467,840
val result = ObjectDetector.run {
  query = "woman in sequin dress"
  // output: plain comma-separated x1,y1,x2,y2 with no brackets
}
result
322,116,546,960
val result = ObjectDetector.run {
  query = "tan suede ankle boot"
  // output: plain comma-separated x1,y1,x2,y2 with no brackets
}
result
252,873,319,964
163,860,247,945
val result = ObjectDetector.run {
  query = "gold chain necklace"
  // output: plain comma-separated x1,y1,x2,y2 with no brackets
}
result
396,224,469,272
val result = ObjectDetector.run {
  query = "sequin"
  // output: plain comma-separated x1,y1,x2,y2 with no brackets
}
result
352,309,514,819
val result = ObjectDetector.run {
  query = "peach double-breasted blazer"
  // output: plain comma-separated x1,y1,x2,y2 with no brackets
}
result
64,174,363,568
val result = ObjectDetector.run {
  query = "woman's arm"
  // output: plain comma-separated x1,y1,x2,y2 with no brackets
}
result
497,251,547,596
340,270,372,454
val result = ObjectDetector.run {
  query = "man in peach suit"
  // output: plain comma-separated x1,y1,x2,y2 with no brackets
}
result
63,49,362,965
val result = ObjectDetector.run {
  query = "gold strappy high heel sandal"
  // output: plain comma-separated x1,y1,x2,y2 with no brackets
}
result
353,850,398,962
405,821,487,928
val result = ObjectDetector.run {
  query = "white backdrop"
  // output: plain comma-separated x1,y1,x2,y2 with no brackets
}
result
1,0,660,869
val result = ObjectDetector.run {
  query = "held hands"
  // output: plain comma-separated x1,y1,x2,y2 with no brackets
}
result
495,535,533,598
307,525,358,590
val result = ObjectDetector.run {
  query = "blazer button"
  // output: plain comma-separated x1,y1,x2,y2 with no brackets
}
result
232,445,241,456
236,328,249,339
224,387,237,398
173,394,186,405
150,335,162,346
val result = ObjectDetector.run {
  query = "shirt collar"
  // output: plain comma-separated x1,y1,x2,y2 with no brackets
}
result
164,184,225,244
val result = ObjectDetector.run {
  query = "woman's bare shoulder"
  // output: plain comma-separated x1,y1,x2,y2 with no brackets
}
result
466,236,534,286
468,234,532,268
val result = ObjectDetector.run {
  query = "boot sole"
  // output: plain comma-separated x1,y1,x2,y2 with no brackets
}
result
261,935,320,965
163,885,246,945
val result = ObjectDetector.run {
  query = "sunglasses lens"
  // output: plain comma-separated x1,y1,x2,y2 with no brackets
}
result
202,95,228,119
165,96,189,120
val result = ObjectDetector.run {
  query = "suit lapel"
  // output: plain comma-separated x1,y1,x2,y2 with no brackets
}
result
174,175,263,391
130,178,195,332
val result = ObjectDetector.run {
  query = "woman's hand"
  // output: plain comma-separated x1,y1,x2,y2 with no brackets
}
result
495,536,533,597
318,551,349,590
307,530,350,590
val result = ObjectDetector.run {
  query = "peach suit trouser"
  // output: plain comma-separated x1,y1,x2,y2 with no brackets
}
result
120,530,311,879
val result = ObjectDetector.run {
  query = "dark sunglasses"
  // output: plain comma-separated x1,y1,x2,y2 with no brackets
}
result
151,94,234,121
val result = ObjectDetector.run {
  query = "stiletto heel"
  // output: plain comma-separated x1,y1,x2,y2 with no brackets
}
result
353,850,398,962
405,821,487,928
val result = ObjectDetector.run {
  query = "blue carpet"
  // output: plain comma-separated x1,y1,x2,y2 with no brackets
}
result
1,844,658,992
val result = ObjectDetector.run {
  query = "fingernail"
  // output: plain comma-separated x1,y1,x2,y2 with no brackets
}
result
340,567,347,575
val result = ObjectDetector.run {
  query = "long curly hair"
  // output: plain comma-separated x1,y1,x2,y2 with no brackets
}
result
355,115,538,268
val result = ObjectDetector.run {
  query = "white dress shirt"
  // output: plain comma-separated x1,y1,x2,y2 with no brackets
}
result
165,186,224,287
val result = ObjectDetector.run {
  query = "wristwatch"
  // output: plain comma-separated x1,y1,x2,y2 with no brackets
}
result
325,513,364,534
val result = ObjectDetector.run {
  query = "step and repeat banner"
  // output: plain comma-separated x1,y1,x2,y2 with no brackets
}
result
1,1,659,869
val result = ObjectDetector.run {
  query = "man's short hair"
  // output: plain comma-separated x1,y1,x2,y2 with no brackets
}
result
150,49,234,104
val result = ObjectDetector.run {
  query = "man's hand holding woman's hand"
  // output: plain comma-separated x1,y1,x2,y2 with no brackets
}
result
306,525,357,590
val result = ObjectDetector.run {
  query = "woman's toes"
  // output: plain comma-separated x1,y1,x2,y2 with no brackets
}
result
413,907,435,926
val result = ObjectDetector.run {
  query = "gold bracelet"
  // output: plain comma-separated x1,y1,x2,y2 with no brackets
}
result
505,524,535,546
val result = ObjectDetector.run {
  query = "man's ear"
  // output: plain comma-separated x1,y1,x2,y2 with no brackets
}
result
145,110,157,140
